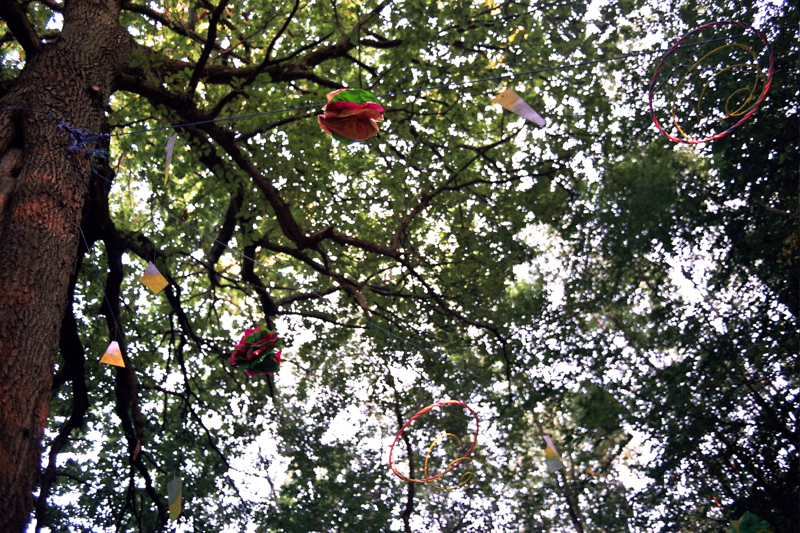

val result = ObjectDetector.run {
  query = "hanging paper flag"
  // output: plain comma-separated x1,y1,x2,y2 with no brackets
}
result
167,476,182,521
100,341,124,367
318,88,385,143
141,261,169,295
229,326,283,376
164,133,177,184
543,435,565,472
491,88,546,127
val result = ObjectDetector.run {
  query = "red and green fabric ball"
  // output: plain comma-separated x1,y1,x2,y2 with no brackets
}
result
229,326,282,376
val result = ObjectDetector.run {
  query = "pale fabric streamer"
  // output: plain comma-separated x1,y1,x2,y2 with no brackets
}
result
491,88,546,127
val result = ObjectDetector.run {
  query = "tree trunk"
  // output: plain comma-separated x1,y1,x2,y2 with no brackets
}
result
0,1,128,530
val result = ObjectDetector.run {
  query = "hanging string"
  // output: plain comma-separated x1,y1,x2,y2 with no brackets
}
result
105,24,794,137
78,226,124,344
58,123,111,152
2,24,792,139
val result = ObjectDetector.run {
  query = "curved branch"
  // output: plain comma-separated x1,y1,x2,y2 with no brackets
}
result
265,0,300,61
123,42,339,87
122,2,207,46
388,379,415,533
390,136,512,250
188,0,231,95
206,186,244,285
298,0,391,70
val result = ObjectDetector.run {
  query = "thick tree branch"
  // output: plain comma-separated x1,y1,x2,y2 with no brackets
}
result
116,75,321,249
91,213,169,527
123,42,339,87
33,0,62,12
275,286,338,307
360,37,402,49
0,0,42,57
242,244,280,326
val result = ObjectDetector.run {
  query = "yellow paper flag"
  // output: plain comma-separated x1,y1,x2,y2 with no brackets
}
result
167,476,182,521
100,341,124,367
491,88,546,127
141,261,169,295
543,435,565,472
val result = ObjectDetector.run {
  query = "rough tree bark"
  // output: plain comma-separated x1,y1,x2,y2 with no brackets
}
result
0,0,130,530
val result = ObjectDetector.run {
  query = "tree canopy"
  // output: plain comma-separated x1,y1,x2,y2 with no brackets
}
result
0,0,796,532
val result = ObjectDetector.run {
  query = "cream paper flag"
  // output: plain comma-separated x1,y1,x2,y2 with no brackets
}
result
141,261,169,295
167,476,182,521
164,133,177,185
491,88,546,127
543,435,565,472
100,341,124,368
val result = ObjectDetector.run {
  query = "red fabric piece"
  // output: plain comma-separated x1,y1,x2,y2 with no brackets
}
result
318,89,385,142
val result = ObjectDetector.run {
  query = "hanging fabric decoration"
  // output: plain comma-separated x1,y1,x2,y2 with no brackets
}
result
728,512,773,533
389,400,479,491
649,21,773,144
164,133,177,184
100,341,124,367
491,88,546,127
141,261,169,295
167,475,182,521
318,88,385,143
543,435,565,472
229,326,283,376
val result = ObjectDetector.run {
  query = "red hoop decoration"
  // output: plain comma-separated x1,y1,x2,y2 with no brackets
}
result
649,20,773,144
389,400,479,484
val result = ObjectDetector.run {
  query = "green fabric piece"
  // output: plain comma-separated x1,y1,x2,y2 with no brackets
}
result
332,133,357,145
330,88,379,105
729,512,771,533
238,352,281,373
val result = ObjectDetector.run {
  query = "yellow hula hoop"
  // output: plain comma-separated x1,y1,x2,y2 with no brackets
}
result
423,433,475,492
696,48,765,117
388,400,479,484
670,42,765,142
650,21,774,144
